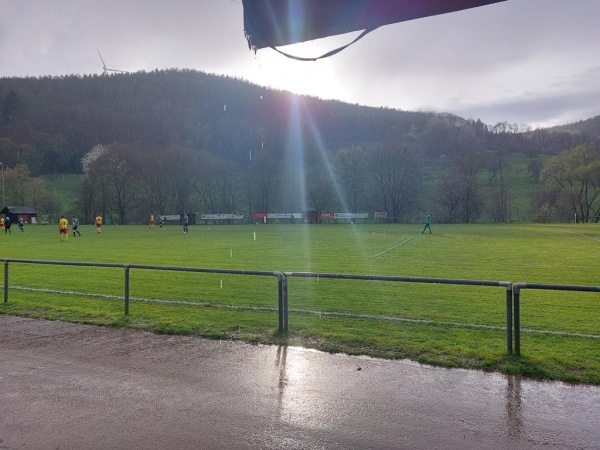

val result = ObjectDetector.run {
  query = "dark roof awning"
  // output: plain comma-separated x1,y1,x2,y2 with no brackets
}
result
243,0,507,51
1,206,38,215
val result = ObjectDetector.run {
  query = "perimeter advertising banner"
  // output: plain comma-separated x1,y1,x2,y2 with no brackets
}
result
252,212,370,221
201,214,244,220
333,213,369,219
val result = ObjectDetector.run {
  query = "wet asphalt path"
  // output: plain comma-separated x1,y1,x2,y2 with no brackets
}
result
1,316,598,449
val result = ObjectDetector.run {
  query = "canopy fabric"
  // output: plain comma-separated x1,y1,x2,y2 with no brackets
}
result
243,0,507,52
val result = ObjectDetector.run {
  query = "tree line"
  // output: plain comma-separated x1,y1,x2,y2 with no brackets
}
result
66,139,600,226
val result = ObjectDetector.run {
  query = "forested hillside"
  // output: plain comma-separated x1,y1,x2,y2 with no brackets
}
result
0,70,598,224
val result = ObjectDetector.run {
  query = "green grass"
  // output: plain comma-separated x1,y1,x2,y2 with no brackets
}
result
43,174,81,212
1,222,599,383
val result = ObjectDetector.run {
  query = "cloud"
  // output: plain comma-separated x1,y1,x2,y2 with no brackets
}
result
448,65,600,127
0,0,599,128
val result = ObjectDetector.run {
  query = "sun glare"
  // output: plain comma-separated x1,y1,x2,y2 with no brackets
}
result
246,34,360,102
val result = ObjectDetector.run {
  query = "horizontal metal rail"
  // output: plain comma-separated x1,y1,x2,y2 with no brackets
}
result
1,259,287,332
286,272,513,353
5,258,282,277
513,282,600,355
286,271,511,287
6,258,125,268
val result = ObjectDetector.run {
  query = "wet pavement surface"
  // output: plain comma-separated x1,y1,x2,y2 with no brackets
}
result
0,316,598,449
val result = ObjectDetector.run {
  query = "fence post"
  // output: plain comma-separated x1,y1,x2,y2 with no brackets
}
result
277,273,283,332
276,272,289,333
124,265,130,315
283,274,288,332
513,283,521,356
506,284,512,354
3,259,8,303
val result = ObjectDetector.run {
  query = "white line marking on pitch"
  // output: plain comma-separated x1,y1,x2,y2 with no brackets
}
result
12,286,599,339
372,232,423,258
561,230,600,242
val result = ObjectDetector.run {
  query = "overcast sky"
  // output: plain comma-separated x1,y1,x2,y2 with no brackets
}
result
1,0,598,128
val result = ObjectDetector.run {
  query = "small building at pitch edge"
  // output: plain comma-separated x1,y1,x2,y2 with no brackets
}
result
0,206,38,224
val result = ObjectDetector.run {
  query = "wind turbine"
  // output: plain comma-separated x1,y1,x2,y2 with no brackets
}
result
97,49,127,75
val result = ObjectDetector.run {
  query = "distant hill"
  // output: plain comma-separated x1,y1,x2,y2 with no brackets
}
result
547,115,600,139
1,69,594,177
0,69,433,175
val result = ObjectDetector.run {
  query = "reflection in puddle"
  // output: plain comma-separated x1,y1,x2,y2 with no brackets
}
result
274,345,319,426
505,375,524,437
275,345,287,411
274,347,528,439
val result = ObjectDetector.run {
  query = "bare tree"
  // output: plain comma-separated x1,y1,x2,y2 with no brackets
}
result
435,173,463,223
137,147,172,215
165,145,198,214
195,151,220,213
4,164,57,212
334,146,367,213
249,148,280,213
454,150,484,222
306,164,335,217
486,148,512,222
75,176,95,224
5,164,34,205
196,153,244,215
81,143,138,224
81,145,110,221
370,144,422,222
541,144,600,222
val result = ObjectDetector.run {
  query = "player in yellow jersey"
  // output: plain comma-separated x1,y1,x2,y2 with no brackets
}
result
59,215,69,241
149,213,155,229
95,214,103,233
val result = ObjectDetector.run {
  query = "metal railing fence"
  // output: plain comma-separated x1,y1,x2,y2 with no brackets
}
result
513,282,600,355
2,258,286,331
2,258,599,355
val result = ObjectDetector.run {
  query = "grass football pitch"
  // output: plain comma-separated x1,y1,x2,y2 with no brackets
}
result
1,222,598,383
